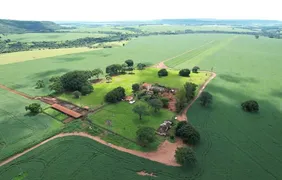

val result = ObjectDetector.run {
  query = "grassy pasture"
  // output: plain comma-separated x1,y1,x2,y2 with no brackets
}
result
2,32,108,42
59,68,209,108
0,34,229,97
89,101,174,140
166,35,282,179
0,89,63,161
0,47,96,65
0,136,200,180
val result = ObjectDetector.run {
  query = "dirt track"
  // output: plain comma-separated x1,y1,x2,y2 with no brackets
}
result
0,84,34,99
0,132,183,167
177,72,217,121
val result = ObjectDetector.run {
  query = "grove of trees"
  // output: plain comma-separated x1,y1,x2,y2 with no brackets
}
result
175,147,197,166
175,121,200,145
104,87,126,103
179,69,191,77
199,91,213,107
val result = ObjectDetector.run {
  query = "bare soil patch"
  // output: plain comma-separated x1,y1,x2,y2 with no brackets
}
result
137,171,157,177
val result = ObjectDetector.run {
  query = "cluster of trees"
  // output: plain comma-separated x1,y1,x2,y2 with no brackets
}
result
175,121,200,145
35,80,45,89
48,69,102,96
241,100,259,112
106,59,135,76
136,127,156,147
179,66,200,77
104,87,126,103
175,82,197,113
0,35,132,54
174,121,200,167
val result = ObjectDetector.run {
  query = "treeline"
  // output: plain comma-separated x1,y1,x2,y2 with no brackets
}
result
0,35,131,54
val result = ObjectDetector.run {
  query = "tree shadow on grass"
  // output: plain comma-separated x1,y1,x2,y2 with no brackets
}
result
29,68,69,79
218,74,259,84
271,89,282,99
55,56,85,63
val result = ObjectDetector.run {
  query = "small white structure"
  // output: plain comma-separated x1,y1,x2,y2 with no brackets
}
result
156,120,173,136
129,100,136,104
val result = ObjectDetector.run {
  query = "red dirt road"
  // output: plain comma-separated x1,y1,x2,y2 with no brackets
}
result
177,72,216,121
0,132,183,167
0,84,34,99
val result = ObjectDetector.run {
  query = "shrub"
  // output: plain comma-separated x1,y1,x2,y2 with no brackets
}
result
73,91,82,99
105,87,126,103
137,63,146,70
25,103,42,114
125,59,134,67
80,84,94,95
179,69,191,77
199,91,213,107
137,90,146,99
192,66,200,73
241,100,259,112
175,147,197,166
35,80,45,89
161,97,169,108
136,127,156,146
106,64,122,75
158,69,168,77
132,83,140,92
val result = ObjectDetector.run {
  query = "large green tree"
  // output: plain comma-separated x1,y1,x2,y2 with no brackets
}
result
60,71,90,92
125,59,134,67
148,99,163,112
136,127,156,146
175,147,197,166
184,82,197,102
132,104,149,120
25,103,42,114
199,91,213,107
92,68,103,79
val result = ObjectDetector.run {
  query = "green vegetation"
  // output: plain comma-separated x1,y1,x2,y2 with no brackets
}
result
175,121,200,145
25,103,42,114
136,127,156,146
174,147,197,166
0,136,197,180
0,48,96,65
89,102,173,141
60,68,209,108
0,19,60,33
0,89,63,161
170,35,282,179
199,91,213,107
2,33,108,42
241,100,259,112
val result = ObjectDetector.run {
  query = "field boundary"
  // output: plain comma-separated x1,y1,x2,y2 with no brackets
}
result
0,84,34,100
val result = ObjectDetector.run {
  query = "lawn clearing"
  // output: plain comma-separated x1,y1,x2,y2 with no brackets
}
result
0,89,63,161
0,47,97,65
59,68,210,108
43,107,68,121
0,136,196,180
89,102,174,140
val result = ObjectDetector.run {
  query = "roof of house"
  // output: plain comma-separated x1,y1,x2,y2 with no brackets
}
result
51,104,82,118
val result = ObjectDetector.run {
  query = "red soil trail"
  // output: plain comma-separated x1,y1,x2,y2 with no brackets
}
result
177,72,217,121
0,132,183,167
0,84,34,100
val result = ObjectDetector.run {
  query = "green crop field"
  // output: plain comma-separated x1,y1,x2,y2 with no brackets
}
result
2,33,108,42
60,68,209,108
136,25,257,33
0,136,200,180
0,47,97,65
165,35,282,179
0,88,63,161
59,26,135,34
1,33,282,180
0,34,229,97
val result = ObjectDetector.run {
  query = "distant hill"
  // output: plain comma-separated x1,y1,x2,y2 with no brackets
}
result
0,19,61,34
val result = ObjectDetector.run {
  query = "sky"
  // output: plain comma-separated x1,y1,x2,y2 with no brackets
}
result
1,0,282,21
